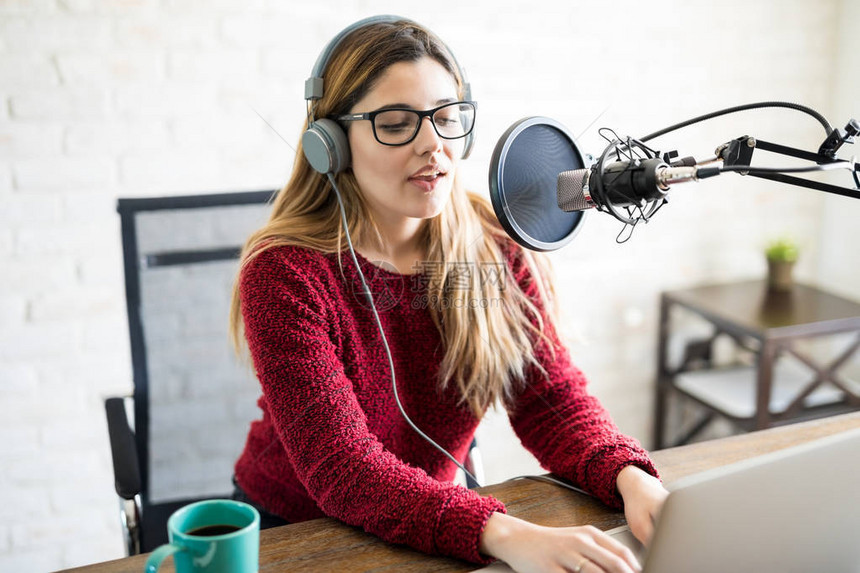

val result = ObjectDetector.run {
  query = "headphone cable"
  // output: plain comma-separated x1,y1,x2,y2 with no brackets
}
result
326,173,481,487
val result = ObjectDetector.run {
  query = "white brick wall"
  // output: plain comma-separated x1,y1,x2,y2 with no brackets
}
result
1,0,858,570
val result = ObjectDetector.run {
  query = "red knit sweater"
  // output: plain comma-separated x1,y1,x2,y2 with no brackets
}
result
233,242,658,564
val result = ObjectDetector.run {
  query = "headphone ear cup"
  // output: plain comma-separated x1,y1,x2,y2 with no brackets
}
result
461,123,475,160
302,118,351,174
459,104,475,159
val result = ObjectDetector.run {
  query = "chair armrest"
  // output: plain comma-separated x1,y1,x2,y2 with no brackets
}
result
104,396,142,500
464,438,485,489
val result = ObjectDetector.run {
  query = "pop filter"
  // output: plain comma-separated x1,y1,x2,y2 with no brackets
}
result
489,117,588,251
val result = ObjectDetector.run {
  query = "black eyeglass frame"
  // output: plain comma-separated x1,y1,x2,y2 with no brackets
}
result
334,100,477,146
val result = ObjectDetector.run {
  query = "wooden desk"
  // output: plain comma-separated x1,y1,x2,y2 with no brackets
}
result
63,412,860,573
654,280,860,448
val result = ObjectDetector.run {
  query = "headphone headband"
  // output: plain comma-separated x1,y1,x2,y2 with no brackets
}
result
304,15,471,103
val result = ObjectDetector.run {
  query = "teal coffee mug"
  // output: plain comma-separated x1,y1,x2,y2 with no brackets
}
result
144,499,260,573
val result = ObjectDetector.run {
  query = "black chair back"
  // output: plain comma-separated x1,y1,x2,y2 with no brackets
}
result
111,190,275,553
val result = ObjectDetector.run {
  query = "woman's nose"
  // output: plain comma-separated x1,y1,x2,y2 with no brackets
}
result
412,116,443,154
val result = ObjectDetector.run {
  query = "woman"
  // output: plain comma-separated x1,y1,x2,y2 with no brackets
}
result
230,16,667,573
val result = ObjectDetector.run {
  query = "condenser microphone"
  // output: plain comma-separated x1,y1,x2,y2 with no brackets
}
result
557,159,707,212
490,104,858,250
489,117,722,251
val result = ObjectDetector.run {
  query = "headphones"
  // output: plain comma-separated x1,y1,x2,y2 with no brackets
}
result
301,15,475,175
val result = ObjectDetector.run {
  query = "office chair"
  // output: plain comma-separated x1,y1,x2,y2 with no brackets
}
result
105,190,275,555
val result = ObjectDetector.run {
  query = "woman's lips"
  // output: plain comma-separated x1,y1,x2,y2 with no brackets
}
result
408,172,445,192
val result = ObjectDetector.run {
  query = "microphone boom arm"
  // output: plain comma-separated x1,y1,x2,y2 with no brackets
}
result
717,126,860,200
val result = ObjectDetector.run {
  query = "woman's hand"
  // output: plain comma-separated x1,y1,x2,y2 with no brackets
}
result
615,465,669,546
479,512,642,573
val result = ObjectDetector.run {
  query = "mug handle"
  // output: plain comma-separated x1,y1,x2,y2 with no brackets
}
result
144,543,183,572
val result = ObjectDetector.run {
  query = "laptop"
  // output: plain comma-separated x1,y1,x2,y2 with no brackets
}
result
475,427,860,573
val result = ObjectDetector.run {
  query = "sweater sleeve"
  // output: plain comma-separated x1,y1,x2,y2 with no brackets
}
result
239,248,504,563
503,248,659,510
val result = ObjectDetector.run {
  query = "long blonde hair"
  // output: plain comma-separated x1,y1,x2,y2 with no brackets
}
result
229,19,558,415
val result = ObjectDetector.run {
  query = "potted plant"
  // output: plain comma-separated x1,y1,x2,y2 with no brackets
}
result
765,238,799,291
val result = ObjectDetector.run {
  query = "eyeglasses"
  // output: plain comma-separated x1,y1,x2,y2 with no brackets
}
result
335,101,476,146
